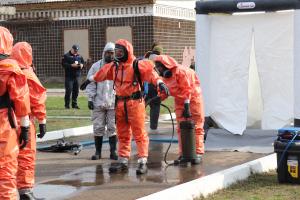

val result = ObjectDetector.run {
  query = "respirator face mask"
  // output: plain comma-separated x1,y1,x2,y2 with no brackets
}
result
0,54,9,60
155,61,172,78
114,44,128,62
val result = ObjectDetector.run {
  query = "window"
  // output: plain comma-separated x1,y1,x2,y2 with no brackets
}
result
106,26,132,43
63,29,89,61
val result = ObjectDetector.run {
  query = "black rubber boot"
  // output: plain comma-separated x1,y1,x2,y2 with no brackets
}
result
109,135,118,160
173,156,188,166
72,105,80,109
109,162,128,173
136,163,148,175
20,192,44,200
91,136,103,160
191,154,203,165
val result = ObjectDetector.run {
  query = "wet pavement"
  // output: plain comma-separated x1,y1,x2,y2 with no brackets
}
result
34,137,267,200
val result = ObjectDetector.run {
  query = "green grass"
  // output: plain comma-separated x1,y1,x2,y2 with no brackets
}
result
196,171,300,200
47,96,174,117
42,118,91,132
161,97,175,114
146,96,174,115
46,96,91,116
46,96,91,131
46,96,174,131
43,82,64,89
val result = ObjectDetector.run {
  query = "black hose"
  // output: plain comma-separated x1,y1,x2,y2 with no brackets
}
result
145,96,175,166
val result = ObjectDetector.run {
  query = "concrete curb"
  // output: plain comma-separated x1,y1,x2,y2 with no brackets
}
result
37,118,176,142
137,153,277,200
46,89,65,93
36,125,93,143
160,113,176,121
37,112,175,142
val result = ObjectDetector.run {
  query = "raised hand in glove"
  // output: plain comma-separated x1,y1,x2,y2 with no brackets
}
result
158,82,170,96
38,124,47,139
88,101,94,110
183,102,192,118
19,126,29,149
80,79,91,91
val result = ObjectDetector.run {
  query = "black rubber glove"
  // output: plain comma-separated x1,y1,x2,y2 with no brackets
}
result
80,79,91,91
158,82,170,96
88,101,94,110
183,102,192,118
38,124,47,139
19,126,29,149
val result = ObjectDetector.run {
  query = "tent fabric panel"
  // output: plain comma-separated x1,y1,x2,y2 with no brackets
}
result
208,15,253,135
254,12,294,129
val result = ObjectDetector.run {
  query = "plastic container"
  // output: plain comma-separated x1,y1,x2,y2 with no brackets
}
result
274,127,300,183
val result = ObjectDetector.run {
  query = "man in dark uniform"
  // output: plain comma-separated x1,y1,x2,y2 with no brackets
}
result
62,44,84,109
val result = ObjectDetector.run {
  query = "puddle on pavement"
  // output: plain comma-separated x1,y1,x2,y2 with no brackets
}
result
35,143,206,199
35,164,205,199
34,143,263,199
32,184,85,200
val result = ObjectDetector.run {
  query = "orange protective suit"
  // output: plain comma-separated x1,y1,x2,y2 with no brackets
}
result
91,39,161,159
154,55,205,155
0,26,30,200
10,42,47,192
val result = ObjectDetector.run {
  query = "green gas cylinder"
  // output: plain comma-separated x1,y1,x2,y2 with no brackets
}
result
180,120,197,161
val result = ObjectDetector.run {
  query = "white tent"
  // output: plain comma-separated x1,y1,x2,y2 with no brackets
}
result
196,0,300,135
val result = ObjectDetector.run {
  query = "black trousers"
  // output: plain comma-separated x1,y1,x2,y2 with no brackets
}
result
64,76,80,107
146,96,161,130
145,83,161,130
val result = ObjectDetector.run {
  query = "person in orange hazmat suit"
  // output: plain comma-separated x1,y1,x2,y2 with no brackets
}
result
10,41,47,200
153,55,205,164
80,39,169,174
0,26,31,200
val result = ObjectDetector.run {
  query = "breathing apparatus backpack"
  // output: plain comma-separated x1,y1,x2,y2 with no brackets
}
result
132,59,144,95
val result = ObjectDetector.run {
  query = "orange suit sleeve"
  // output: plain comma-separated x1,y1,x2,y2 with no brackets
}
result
138,60,160,86
177,69,192,101
28,79,47,121
93,62,115,82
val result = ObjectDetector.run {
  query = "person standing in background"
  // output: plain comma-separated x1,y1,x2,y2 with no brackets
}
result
86,42,118,161
10,42,47,200
62,44,84,109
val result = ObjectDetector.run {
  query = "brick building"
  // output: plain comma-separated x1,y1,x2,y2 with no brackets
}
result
0,0,196,81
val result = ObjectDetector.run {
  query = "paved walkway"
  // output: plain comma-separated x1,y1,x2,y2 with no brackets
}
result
40,88,272,200
34,141,265,200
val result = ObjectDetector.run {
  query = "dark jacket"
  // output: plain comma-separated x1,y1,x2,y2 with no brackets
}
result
62,51,84,78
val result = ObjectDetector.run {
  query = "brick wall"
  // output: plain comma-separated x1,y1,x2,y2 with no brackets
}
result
2,16,154,80
1,16,195,80
15,0,154,11
153,17,195,64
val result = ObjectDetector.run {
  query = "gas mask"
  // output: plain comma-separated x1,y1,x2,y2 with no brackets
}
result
114,44,128,62
162,70,172,78
0,54,9,60
104,51,114,63
155,61,172,78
